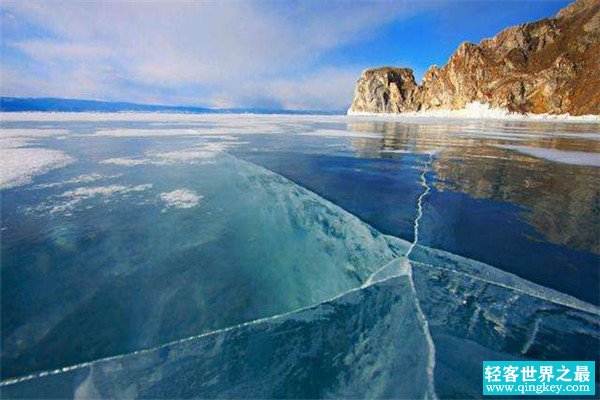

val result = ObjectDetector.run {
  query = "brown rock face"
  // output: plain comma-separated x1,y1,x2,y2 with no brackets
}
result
349,0,600,116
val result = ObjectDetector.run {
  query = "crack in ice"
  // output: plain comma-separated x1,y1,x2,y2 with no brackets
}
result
360,152,437,398
0,271,410,387
0,153,439,390
406,152,433,259
404,152,437,400
363,152,434,286
6,151,593,398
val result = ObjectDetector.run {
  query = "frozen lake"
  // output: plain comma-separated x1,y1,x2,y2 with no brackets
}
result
1,113,599,398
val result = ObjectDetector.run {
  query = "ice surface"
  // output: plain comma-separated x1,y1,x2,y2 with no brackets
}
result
27,183,153,216
3,248,597,399
32,173,123,189
0,112,348,124
0,276,433,399
94,128,256,137
498,144,600,167
408,248,600,399
2,115,598,398
2,155,598,399
1,153,405,380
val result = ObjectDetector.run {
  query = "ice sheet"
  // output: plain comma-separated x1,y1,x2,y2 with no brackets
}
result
2,155,598,399
0,276,433,399
1,153,406,380
3,248,597,399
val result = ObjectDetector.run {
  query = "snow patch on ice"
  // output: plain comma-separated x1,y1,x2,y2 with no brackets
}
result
348,102,600,123
32,173,122,189
0,129,75,189
32,184,152,215
498,145,600,167
61,184,152,199
101,142,242,167
100,157,152,166
380,149,414,154
1,148,75,190
0,112,349,125
159,189,203,210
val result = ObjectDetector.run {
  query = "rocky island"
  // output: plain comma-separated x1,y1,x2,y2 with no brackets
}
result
348,0,600,116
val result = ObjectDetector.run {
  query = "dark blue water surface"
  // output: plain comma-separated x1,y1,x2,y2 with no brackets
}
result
235,142,600,305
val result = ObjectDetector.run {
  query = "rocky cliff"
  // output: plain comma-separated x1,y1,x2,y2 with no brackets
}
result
348,0,600,116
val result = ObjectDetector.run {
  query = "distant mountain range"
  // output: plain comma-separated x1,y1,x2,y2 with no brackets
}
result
0,97,341,115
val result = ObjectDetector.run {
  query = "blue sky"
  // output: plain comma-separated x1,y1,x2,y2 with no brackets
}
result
1,0,569,110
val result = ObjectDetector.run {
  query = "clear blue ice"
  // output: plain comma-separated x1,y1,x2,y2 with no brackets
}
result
1,115,598,398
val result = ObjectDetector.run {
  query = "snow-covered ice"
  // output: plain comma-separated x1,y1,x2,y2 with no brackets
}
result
32,184,153,215
1,148,75,190
0,128,75,189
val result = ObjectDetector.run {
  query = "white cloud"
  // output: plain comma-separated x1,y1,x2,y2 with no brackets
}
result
212,68,362,110
1,1,432,109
